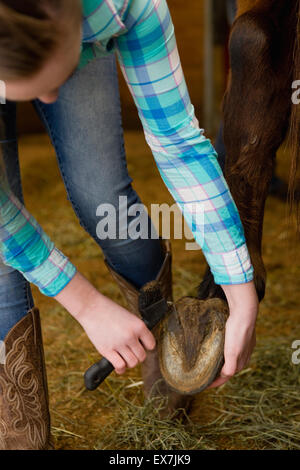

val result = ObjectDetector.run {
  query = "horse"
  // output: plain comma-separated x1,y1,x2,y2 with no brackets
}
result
158,0,300,393
198,0,300,304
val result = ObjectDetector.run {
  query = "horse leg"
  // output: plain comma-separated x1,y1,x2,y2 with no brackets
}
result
198,1,296,302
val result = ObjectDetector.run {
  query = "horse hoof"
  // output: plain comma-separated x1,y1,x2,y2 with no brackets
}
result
158,297,229,395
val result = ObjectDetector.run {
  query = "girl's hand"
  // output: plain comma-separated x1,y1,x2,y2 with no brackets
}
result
208,280,259,389
54,271,156,374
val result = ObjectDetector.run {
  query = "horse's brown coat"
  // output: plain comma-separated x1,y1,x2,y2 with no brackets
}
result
198,0,300,303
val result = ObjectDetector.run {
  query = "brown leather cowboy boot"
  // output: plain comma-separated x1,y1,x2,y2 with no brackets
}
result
0,308,53,450
104,239,192,417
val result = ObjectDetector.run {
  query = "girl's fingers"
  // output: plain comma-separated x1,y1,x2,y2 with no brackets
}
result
129,340,147,363
208,322,257,389
244,348,254,369
107,342,146,376
107,350,126,375
238,334,256,372
138,327,156,351
236,358,247,374
207,376,229,389
221,352,238,378
118,346,139,370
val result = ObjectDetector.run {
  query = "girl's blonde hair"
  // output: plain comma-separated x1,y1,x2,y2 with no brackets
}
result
0,0,82,80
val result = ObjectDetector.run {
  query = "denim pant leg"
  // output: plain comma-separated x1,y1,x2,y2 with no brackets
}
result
33,55,164,289
0,102,34,341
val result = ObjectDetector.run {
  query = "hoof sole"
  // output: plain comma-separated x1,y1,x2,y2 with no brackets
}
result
158,297,229,395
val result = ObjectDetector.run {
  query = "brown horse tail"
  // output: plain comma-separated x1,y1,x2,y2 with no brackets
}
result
287,0,300,237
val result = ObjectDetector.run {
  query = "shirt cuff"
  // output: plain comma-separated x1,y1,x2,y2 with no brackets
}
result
204,243,254,285
23,247,77,297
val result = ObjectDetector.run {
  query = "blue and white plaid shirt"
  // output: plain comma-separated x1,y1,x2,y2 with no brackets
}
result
0,0,253,297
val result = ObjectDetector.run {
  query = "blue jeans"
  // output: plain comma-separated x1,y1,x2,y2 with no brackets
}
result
0,55,164,340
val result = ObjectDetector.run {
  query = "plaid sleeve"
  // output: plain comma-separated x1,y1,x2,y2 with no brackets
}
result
115,0,254,285
0,186,77,297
